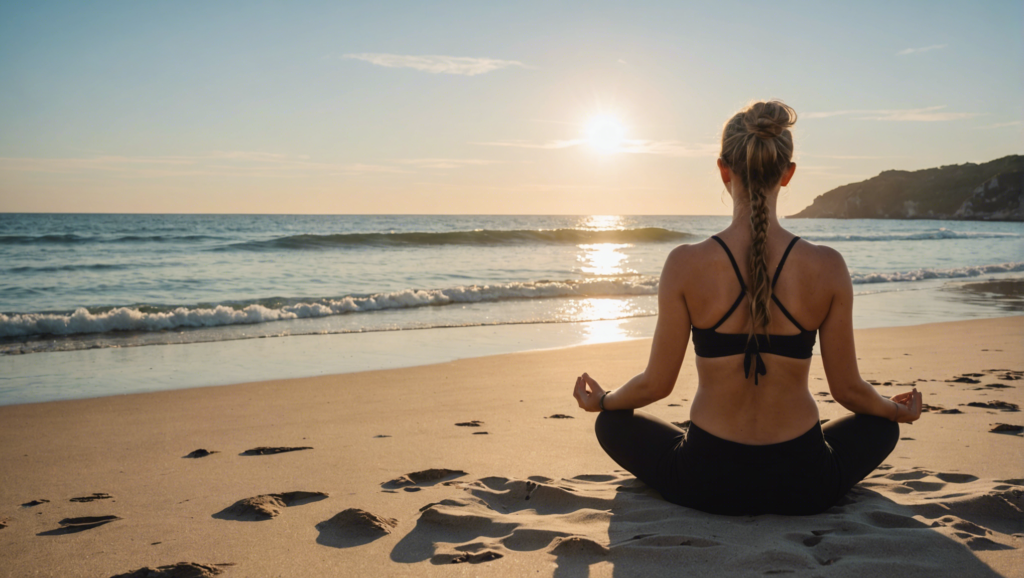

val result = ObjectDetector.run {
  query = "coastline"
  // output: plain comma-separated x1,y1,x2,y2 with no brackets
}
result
2,275,1022,407
0,316,1021,577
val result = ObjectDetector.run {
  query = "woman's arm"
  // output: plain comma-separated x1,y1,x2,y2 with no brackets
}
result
574,246,691,412
818,248,921,422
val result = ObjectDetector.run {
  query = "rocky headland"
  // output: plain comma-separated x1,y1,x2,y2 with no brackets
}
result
790,155,1023,221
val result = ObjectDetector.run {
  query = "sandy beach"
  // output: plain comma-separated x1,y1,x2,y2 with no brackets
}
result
0,316,1021,577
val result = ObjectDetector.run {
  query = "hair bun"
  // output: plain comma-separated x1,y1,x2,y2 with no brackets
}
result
742,101,797,140
750,118,784,139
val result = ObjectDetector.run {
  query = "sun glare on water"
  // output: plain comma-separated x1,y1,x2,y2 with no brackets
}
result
584,115,626,154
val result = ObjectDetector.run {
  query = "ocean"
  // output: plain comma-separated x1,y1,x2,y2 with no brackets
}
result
1,213,1021,405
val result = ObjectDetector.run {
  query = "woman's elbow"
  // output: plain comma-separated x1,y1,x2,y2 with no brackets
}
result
640,375,674,402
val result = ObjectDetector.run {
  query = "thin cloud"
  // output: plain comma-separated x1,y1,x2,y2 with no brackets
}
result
474,139,585,150
475,139,718,157
804,106,979,122
397,158,503,169
973,121,1021,130
342,53,525,76
800,154,900,160
0,152,503,178
897,44,946,55
619,140,719,157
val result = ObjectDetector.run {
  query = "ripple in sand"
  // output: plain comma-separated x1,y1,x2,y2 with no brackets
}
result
241,446,312,455
455,421,483,427
109,562,233,578
39,515,122,535
315,508,397,548
382,469,467,489
70,492,112,502
213,491,328,521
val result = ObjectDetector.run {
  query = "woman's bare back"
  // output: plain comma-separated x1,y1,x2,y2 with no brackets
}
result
676,229,839,444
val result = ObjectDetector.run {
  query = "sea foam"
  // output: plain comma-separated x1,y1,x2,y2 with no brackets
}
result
3,260,1021,339
0,277,660,338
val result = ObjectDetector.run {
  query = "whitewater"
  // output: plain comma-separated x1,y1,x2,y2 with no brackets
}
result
1,213,1022,354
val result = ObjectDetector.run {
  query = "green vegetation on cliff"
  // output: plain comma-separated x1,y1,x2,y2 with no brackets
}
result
789,155,1023,221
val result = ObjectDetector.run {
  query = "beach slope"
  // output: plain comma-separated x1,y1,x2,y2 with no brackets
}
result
0,317,1021,577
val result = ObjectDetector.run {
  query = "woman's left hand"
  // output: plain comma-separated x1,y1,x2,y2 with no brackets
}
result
573,373,606,412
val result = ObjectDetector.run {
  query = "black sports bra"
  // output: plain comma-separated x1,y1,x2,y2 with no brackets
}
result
691,236,817,385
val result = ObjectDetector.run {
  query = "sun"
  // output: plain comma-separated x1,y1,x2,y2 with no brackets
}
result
584,115,626,154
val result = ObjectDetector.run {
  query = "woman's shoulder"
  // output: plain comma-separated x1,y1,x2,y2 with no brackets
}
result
794,237,847,271
664,237,724,269
791,237,851,290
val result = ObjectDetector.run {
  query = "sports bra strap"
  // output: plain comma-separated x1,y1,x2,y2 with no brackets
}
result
771,294,809,332
710,236,746,291
771,236,801,289
710,291,746,331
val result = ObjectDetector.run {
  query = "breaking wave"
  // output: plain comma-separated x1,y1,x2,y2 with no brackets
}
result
803,229,1020,243
0,277,659,338
224,228,694,250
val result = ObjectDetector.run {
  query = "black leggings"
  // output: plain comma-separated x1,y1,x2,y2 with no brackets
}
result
595,410,899,516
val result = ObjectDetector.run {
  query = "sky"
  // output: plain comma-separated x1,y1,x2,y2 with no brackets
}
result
0,0,1021,216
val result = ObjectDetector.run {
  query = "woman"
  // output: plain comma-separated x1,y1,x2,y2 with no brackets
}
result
572,100,923,516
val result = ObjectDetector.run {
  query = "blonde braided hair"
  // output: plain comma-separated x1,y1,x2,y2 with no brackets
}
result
719,100,797,336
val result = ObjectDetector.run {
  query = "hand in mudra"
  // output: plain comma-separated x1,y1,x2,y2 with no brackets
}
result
573,373,606,412
891,388,923,423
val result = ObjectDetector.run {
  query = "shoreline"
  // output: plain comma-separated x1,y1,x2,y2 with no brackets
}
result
2,276,1022,406
0,316,1021,577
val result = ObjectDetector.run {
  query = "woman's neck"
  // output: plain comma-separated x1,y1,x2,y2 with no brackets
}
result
725,190,783,239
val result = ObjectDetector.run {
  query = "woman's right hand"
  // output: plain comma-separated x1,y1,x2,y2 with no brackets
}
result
890,388,923,423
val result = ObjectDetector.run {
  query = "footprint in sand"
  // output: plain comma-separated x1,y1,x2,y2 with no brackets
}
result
975,383,1014,390
946,375,982,384
70,493,112,503
184,449,218,458
990,423,1023,434
546,414,574,419
316,508,397,548
382,469,467,490
109,562,234,578
571,474,618,483
433,550,505,565
965,401,1020,412
548,536,609,557
21,499,49,507
864,510,929,529
455,421,484,427
241,446,312,455
620,534,721,549
213,491,328,521
39,515,122,535
0,517,8,529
